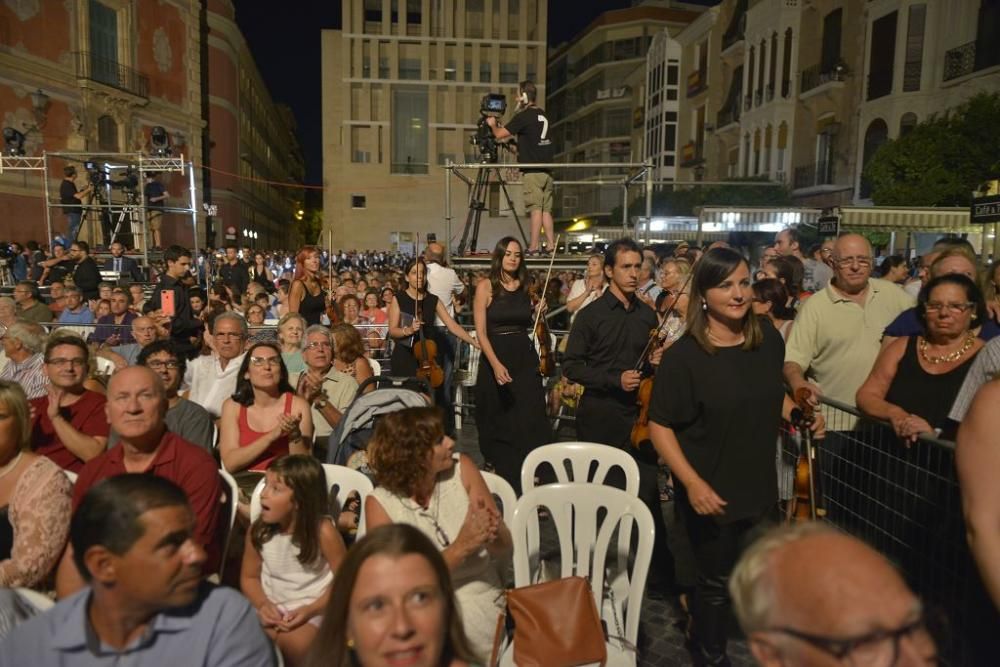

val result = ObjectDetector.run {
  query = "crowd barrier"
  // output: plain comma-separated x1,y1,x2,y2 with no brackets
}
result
782,397,999,665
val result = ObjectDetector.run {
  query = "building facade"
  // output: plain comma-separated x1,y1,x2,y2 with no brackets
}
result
546,4,703,222
322,0,547,252
205,0,304,250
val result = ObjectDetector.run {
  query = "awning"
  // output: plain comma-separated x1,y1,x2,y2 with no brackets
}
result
836,206,978,233
698,206,823,233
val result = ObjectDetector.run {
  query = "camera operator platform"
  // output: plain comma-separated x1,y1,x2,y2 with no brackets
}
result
484,80,556,255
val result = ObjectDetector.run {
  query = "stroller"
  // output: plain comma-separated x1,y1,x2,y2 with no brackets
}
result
326,375,432,477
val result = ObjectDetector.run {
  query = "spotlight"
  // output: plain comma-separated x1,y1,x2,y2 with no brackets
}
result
150,126,171,156
2,127,25,157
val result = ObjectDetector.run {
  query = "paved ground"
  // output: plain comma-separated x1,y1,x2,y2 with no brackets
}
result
454,419,754,667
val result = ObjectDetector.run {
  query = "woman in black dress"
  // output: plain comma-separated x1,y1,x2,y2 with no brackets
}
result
387,257,476,382
473,237,552,494
288,246,327,326
648,248,824,665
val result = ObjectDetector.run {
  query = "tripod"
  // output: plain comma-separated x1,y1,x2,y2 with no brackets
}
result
78,186,113,247
456,165,528,255
109,190,140,249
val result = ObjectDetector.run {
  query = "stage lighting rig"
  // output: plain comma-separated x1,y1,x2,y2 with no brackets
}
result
150,126,172,156
2,128,25,157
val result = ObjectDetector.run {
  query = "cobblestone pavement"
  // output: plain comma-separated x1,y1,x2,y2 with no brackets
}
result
454,421,754,667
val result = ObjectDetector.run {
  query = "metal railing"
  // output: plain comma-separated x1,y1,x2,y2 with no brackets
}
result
799,62,846,94
781,397,1000,664
716,103,741,129
793,161,835,189
74,51,149,98
943,40,976,82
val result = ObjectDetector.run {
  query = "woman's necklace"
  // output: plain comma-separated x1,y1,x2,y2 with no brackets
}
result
919,331,976,364
0,451,23,482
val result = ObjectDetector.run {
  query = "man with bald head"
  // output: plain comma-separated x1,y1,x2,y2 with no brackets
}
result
784,234,914,408
60,366,222,594
730,523,937,666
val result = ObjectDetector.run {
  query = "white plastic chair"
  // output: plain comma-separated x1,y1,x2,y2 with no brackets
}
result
367,357,382,376
499,483,654,667
215,469,239,581
481,470,517,525
94,356,115,376
63,469,78,485
452,333,480,430
14,588,54,613
250,464,374,535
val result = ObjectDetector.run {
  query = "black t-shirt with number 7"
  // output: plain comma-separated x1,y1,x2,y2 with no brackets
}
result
504,106,555,170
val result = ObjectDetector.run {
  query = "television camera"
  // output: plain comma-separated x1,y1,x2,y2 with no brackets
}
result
470,93,510,164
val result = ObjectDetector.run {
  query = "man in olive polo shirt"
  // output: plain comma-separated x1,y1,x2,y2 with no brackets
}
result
290,325,358,446
12,281,52,323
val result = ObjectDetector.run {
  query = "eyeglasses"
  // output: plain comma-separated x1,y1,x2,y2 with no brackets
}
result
765,610,940,667
146,360,181,370
46,358,87,368
925,302,974,314
250,356,281,368
833,256,874,268
306,341,332,350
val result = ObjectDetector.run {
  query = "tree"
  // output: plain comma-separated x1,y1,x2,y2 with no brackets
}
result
296,208,323,245
610,177,792,224
863,92,1000,206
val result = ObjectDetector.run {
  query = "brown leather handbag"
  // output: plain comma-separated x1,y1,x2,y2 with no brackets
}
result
490,575,607,667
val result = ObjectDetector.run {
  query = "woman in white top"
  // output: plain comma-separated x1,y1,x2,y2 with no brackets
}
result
565,253,607,324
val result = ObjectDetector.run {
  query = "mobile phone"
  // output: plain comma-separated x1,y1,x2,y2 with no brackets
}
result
161,290,176,317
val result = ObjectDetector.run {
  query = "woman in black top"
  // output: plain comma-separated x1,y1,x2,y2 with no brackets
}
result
248,252,275,293
387,258,476,379
649,248,823,665
288,246,327,326
473,237,552,494
857,273,985,442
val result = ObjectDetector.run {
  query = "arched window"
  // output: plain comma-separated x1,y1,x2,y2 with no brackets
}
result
97,115,119,152
899,112,918,136
860,118,889,198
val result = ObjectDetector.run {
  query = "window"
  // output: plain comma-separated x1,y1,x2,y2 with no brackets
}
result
400,58,421,80
860,119,888,198
899,112,918,136
97,115,118,151
821,8,843,73
351,126,372,163
351,195,366,209
903,4,925,92
479,61,491,83
392,88,429,174
88,0,119,87
868,12,897,100
781,29,793,97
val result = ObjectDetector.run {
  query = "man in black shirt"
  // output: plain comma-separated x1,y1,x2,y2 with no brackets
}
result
143,173,169,250
59,166,92,243
144,245,202,359
219,244,249,299
486,81,556,254
69,241,101,302
563,238,675,595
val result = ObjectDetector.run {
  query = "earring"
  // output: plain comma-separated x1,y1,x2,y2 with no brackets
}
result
347,638,355,649
702,301,708,311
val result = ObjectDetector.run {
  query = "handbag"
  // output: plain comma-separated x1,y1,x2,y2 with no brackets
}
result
490,575,607,667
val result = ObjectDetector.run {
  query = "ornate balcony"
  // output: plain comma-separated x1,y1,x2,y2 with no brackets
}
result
793,161,836,189
943,41,976,81
800,62,847,96
75,51,149,99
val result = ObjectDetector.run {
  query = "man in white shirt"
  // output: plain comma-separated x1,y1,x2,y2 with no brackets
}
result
183,312,247,419
423,242,465,430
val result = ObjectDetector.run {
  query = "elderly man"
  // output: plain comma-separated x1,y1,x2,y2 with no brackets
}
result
0,298,16,329
58,367,223,594
97,315,158,368
12,281,52,324
184,312,247,419
10,475,273,666
0,320,48,399
135,340,214,450
56,286,93,325
91,288,137,346
290,325,358,446
784,234,914,408
730,523,937,666
30,334,109,472
774,226,833,292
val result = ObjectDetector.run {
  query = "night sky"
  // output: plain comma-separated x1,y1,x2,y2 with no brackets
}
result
234,1,716,185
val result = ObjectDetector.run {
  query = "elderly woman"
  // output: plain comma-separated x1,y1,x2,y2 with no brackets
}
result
305,524,479,667
330,323,374,390
656,257,692,345
276,313,307,375
858,274,985,443
364,407,511,661
565,253,606,324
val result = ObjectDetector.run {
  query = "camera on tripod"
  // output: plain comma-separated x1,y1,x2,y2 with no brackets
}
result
470,93,508,164
83,161,139,194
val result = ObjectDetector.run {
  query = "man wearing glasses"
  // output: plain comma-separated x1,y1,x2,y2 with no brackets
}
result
731,523,937,667
29,334,109,473
183,312,247,419
289,325,358,447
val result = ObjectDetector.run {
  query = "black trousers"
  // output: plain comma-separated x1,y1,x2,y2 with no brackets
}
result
576,394,675,589
677,497,774,664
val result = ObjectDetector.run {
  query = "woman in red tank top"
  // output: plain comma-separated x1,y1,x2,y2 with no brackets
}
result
219,342,314,480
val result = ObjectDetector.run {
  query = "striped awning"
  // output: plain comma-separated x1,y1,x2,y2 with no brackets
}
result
698,206,823,233
836,207,977,233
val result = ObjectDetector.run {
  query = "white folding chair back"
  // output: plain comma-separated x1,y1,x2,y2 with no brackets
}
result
521,442,640,495
94,356,115,376
249,464,374,534
480,470,517,525
505,483,654,666
216,469,239,581
452,333,481,430
367,357,382,376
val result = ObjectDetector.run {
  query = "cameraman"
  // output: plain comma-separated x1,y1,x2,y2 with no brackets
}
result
59,166,93,243
144,172,168,251
486,80,556,254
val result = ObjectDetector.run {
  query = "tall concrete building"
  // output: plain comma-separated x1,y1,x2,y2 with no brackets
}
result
322,1,547,252
546,3,704,222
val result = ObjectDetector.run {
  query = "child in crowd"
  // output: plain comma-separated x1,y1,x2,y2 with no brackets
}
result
241,455,347,667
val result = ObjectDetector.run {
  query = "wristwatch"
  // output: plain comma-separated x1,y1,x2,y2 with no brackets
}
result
313,398,329,410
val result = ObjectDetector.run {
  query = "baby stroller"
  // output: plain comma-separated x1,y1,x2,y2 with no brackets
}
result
326,375,432,477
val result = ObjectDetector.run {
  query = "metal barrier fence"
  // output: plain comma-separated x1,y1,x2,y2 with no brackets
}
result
782,398,999,665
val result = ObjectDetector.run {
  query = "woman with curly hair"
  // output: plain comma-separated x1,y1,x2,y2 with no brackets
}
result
364,407,510,662
330,323,375,391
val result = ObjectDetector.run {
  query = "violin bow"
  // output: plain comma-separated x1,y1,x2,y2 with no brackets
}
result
532,234,560,335
632,268,694,372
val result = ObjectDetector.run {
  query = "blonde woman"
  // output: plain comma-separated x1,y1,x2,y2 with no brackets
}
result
277,313,307,375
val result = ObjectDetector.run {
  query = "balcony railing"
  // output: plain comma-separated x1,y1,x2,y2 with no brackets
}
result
800,62,846,95
754,89,762,106
793,161,836,189
75,51,149,98
716,102,741,129
743,94,753,111
943,40,976,81
721,10,747,52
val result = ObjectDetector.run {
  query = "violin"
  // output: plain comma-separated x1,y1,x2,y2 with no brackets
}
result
532,237,559,378
412,259,444,388
789,387,824,522
630,271,694,451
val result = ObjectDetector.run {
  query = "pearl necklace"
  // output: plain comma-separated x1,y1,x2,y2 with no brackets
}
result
0,451,23,481
918,332,976,365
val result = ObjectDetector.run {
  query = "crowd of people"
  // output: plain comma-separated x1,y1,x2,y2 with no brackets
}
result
0,223,995,666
